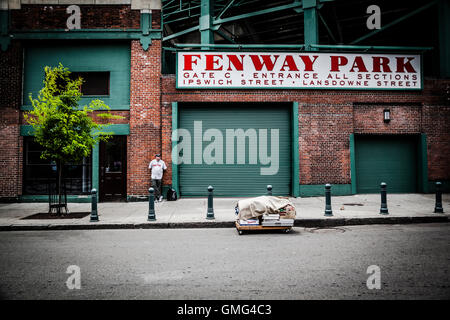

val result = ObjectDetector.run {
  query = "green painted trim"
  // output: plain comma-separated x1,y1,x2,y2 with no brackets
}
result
292,102,300,197
420,134,429,193
12,29,162,41
21,124,130,136
349,133,357,194
19,195,91,203
93,124,130,135
20,125,34,136
300,184,352,197
171,102,179,196
21,105,130,111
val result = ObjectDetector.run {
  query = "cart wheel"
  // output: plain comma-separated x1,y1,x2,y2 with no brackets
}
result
285,229,291,233
238,230,243,235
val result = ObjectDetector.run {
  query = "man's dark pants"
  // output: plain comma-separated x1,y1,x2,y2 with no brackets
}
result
152,179,162,199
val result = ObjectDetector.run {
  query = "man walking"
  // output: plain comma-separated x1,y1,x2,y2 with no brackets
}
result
148,154,167,202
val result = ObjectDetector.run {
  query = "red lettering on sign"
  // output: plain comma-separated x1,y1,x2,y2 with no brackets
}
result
372,57,392,72
280,55,299,71
249,55,279,71
330,56,348,72
349,56,368,72
299,55,318,72
183,54,201,71
395,57,416,73
205,55,223,71
227,54,245,71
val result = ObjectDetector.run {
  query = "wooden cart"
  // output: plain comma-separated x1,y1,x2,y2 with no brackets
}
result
235,220,292,235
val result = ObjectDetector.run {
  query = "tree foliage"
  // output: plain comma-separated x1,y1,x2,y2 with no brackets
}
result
24,63,120,164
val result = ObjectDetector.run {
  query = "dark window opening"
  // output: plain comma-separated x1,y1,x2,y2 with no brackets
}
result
23,137,92,195
71,72,110,96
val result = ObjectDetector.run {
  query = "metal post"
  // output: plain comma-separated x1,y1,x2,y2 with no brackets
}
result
206,185,215,219
380,182,389,215
324,184,333,216
267,185,273,196
90,188,99,222
434,181,444,213
148,187,156,221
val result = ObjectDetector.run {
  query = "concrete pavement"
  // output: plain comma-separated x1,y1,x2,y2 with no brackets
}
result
0,193,448,231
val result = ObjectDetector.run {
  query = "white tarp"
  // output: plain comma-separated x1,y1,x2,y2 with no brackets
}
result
236,196,296,221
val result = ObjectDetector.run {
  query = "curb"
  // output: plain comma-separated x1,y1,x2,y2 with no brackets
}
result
0,215,448,231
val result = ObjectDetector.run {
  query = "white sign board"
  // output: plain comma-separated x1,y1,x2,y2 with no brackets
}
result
177,52,422,90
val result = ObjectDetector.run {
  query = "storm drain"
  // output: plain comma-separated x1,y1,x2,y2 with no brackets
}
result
309,227,347,234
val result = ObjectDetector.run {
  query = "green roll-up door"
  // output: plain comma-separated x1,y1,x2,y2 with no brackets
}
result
178,103,291,196
355,135,418,193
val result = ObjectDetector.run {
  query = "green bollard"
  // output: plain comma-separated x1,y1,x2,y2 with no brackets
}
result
90,188,99,222
267,185,273,196
324,184,333,216
206,185,215,220
380,182,389,215
434,182,444,213
148,187,156,221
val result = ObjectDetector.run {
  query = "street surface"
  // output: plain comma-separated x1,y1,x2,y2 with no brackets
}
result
0,223,449,299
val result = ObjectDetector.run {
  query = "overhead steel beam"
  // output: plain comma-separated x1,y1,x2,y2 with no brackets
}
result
213,1,303,25
310,44,433,52
200,0,214,47
163,25,199,41
303,0,319,51
350,0,438,45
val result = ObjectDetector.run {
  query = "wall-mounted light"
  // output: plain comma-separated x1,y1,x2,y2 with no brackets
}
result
383,108,390,123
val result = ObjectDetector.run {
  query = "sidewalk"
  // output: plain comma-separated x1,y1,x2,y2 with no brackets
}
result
0,193,448,231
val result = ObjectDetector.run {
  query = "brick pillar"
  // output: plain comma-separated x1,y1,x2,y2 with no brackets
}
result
128,40,162,197
0,41,22,200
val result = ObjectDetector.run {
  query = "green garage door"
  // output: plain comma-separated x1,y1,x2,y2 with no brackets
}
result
178,103,291,196
355,135,418,193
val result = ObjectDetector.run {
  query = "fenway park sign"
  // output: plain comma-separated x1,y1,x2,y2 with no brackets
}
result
176,52,422,90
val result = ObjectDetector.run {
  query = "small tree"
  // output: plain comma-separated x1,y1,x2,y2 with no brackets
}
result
25,64,120,214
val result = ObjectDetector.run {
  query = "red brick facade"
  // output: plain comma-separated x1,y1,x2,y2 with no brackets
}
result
0,4,449,200
161,76,450,187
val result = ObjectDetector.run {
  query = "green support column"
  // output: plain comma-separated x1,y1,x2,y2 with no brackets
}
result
0,9,11,51
303,0,319,51
292,102,300,197
171,102,179,196
200,0,214,48
92,142,100,196
439,0,450,78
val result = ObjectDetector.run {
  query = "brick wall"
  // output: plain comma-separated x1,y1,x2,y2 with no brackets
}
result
0,41,23,200
128,39,161,197
11,5,141,30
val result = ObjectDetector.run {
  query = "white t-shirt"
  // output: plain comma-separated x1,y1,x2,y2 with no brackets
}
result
148,159,167,180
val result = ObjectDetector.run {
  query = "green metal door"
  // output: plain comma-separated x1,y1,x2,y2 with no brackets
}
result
178,103,291,196
355,135,418,193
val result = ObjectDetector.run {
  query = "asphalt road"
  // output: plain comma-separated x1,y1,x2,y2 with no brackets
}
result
0,223,449,300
